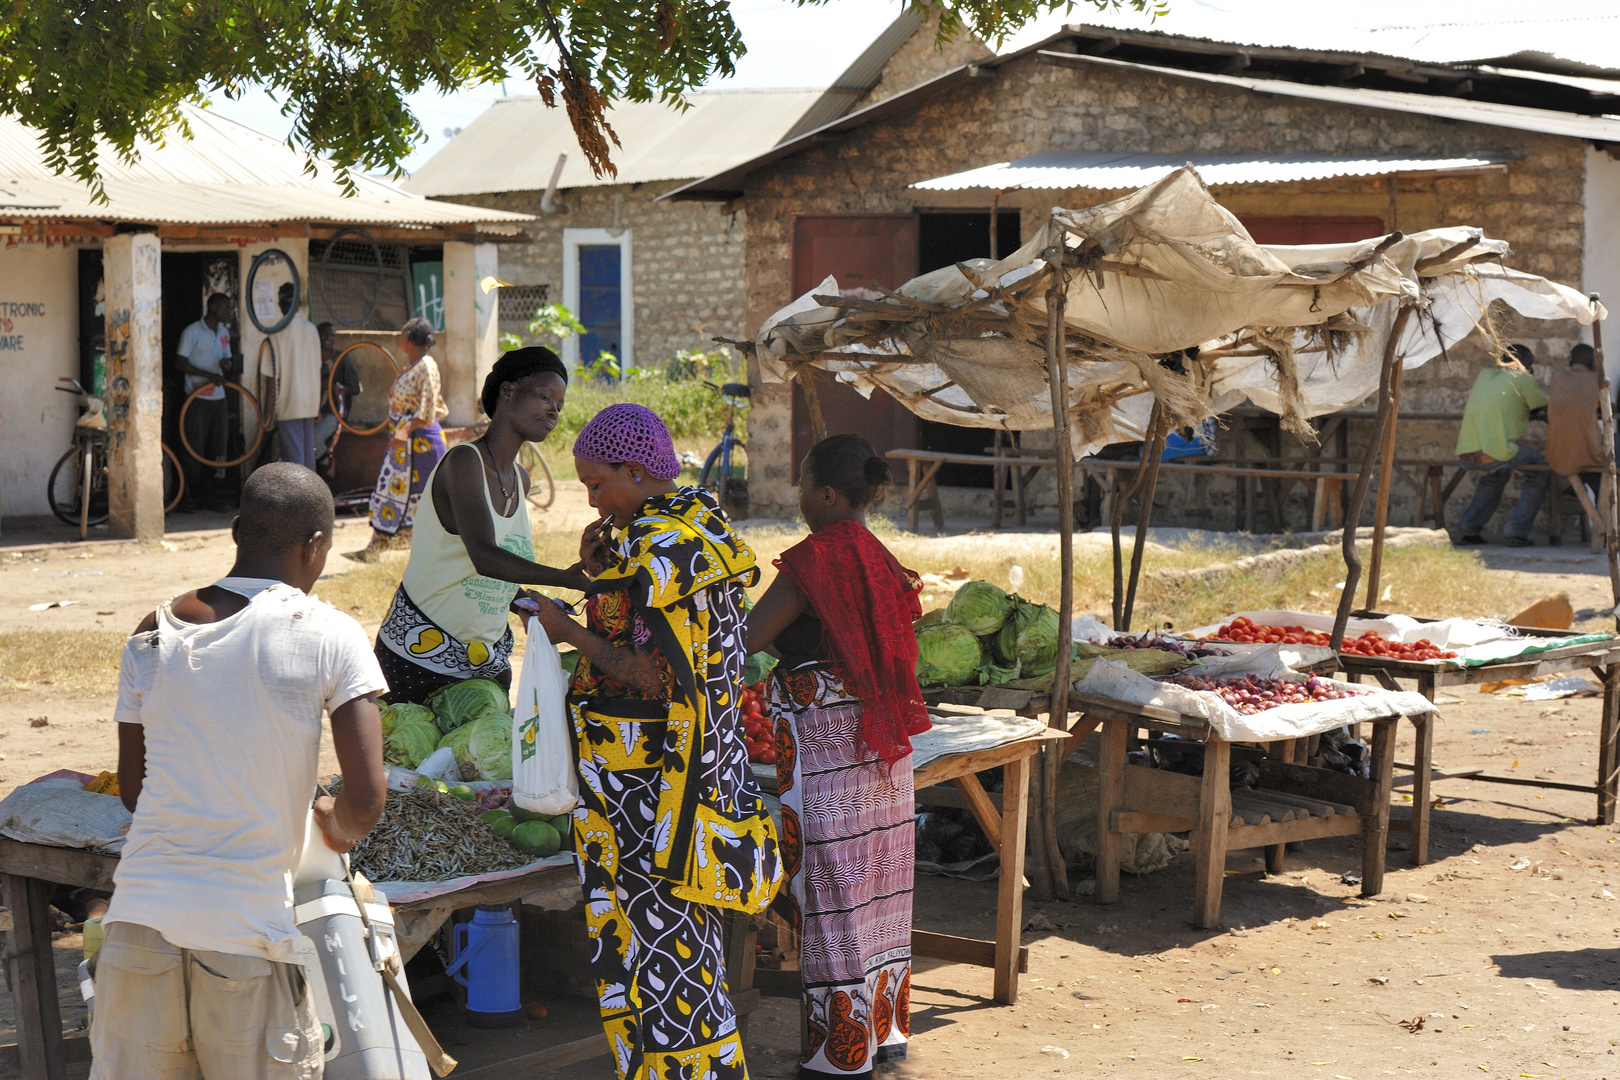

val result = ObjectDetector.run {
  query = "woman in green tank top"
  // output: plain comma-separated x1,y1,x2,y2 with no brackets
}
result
373,347,592,703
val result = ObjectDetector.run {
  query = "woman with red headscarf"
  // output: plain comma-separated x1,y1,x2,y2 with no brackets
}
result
746,434,931,1078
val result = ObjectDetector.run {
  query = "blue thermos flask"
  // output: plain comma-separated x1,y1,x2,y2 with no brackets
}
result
448,905,523,1028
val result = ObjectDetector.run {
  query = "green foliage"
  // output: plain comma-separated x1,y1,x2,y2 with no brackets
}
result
1,1,1156,197
529,303,587,344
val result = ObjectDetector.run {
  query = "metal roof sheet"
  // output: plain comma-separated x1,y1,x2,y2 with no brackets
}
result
401,89,826,197
0,105,531,229
911,152,1513,191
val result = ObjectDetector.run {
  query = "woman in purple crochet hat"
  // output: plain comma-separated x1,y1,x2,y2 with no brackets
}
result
531,403,781,1080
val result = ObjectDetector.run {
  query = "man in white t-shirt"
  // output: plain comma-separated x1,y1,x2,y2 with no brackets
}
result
92,463,387,1079
175,291,237,511
273,282,325,472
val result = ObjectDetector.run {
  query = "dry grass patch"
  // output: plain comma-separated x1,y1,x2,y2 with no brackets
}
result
0,631,128,698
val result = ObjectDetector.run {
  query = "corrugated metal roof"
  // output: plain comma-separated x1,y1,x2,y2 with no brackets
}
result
779,9,930,142
912,151,1513,191
0,104,531,229
401,89,825,197
1039,50,1620,141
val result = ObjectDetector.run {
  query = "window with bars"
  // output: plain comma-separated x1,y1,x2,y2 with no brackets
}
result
498,284,551,332
309,235,412,331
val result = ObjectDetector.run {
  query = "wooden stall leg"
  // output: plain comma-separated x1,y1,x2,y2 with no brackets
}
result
907,459,919,533
1362,718,1396,897
1409,711,1434,866
1264,739,1294,873
1192,738,1232,930
1599,666,1620,825
927,474,945,534
1095,720,1127,905
4,874,65,1080
724,913,759,1039
992,431,1004,531
993,754,1032,1005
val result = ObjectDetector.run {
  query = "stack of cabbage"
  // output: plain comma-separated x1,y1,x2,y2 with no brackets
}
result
379,678,513,781
915,581,1065,687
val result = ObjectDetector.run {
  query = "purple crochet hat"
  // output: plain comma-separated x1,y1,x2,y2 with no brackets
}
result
572,403,681,480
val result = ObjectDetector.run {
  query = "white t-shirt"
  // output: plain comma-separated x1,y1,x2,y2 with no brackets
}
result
178,317,232,402
273,312,324,421
105,577,387,962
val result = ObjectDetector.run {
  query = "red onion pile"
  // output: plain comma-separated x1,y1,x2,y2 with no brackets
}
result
1166,673,1369,714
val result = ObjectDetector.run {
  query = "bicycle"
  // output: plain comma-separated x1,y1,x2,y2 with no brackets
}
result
699,381,749,515
516,442,556,511
47,378,182,535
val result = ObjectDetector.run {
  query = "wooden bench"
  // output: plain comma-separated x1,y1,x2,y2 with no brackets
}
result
886,448,1058,533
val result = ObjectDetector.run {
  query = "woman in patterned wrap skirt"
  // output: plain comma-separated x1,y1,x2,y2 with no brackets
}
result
532,404,782,1080
746,435,931,1079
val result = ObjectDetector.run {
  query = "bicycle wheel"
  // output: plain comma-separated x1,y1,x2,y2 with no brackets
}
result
329,342,401,437
517,443,556,511
48,442,109,528
162,443,184,513
179,381,265,467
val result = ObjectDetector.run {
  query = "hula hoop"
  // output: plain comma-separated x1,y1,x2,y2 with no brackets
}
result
329,341,402,437
245,248,301,335
179,381,265,467
256,337,278,432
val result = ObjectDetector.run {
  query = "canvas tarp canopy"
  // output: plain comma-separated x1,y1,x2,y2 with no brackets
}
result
752,167,1603,454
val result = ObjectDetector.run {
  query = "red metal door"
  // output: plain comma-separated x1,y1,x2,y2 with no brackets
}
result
789,214,919,478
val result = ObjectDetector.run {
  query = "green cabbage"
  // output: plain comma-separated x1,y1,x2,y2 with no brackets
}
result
384,717,441,768
438,716,513,781
426,678,511,735
978,661,1021,687
915,623,983,687
996,600,1061,678
379,701,435,740
944,581,1014,637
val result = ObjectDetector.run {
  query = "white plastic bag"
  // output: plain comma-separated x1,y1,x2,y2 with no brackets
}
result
511,616,579,815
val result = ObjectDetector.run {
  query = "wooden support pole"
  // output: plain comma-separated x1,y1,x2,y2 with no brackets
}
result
1365,345,1408,609
1590,294,1620,633
1110,406,1161,629
796,365,829,444
1122,411,1170,632
1037,239,1073,901
1332,305,1412,651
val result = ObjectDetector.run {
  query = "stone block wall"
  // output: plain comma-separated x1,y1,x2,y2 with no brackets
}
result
441,182,747,371
740,53,1593,531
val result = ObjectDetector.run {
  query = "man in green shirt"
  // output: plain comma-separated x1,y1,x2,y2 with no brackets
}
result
1455,344,1550,547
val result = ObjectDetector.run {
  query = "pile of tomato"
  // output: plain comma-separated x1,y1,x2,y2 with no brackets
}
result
739,682,777,765
1203,616,1457,660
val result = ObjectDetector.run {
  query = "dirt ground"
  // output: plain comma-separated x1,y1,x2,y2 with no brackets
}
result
2,502,1619,1078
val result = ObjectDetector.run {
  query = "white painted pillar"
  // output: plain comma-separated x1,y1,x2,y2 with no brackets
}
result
442,241,501,425
102,232,165,539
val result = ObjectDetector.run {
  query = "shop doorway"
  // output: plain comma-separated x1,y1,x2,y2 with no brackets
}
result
161,251,244,507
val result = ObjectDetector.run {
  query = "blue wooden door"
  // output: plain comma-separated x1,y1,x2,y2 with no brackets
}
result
577,245,622,368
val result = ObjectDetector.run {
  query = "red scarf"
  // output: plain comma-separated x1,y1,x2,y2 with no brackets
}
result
775,518,931,763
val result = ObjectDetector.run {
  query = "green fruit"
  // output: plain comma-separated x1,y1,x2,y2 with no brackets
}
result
545,814,572,835
434,780,450,795
512,820,562,858
508,803,545,824
479,809,510,827
483,810,517,839
449,784,476,801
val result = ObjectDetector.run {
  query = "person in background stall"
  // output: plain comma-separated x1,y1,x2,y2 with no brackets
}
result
1454,343,1550,547
1546,342,1607,513
745,434,930,1078
272,282,324,471
529,403,780,1080
92,463,387,1079
315,321,361,479
374,347,590,702
174,291,237,513
352,317,449,561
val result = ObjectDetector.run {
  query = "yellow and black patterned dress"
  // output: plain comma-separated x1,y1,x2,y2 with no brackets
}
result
567,486,782,1080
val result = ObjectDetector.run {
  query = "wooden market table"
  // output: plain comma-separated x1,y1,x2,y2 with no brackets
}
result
753,728,1053,1007
1334,623,1620,866
0,840,761,1080
886,448,1059,533
1069,692,1405,929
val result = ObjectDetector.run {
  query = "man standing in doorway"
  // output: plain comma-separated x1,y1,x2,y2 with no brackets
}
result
1455,343,1550,547
175,291,236,512
272,282,324,471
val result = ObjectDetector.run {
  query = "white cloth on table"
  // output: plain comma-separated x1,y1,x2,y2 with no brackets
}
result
105,576,386,964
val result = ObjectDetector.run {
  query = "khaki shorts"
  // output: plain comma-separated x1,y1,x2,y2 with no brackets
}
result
89,921,323,1080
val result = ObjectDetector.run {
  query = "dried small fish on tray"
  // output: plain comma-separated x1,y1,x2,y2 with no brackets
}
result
341,786,534,883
